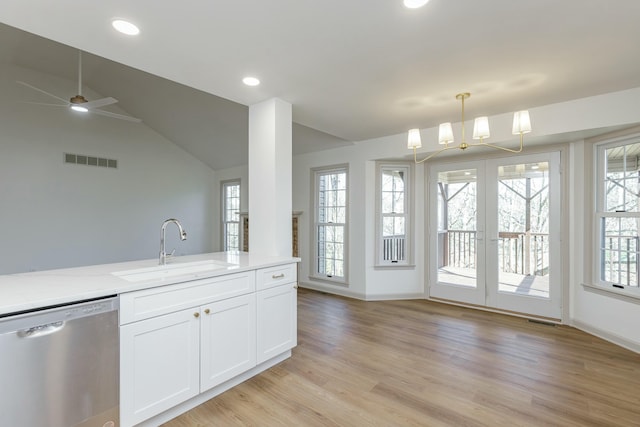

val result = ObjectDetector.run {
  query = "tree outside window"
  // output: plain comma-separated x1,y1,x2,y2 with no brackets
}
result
313,166,347,281
222,180,240,251
597,140,640,287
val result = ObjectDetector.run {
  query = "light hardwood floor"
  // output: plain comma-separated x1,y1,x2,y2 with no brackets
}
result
164,288,640,426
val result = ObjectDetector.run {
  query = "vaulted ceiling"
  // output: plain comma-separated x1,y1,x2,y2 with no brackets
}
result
2,0,640,169
0,23,352,170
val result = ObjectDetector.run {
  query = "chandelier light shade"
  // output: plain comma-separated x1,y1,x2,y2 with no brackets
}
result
407,92,532,163
472,116,490,140
407,128,422,149
438,123,454,145
512,110,532,134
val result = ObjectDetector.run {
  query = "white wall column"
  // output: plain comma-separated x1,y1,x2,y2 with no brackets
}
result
248,98,292,256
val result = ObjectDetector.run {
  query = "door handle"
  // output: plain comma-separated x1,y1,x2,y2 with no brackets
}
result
17,321,65,338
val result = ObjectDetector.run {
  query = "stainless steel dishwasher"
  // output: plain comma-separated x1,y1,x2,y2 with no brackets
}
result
0,296,119,427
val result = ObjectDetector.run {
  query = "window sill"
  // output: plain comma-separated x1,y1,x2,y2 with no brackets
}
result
309,275,348,287
582,282,640,303
374,264,416,270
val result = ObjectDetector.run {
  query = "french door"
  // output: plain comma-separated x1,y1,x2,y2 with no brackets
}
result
428,152,562,319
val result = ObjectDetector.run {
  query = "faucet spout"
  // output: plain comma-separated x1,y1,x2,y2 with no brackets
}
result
160,218,187,265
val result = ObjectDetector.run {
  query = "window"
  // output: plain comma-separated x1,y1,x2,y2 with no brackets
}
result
222,180,241,251
596,138,640,288
377,163,411,266
313,166,348,282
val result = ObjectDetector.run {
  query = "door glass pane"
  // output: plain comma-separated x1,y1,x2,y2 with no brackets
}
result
497,162,550,298
437,169,477,288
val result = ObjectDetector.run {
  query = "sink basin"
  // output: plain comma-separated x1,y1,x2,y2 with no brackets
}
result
112,260,232,283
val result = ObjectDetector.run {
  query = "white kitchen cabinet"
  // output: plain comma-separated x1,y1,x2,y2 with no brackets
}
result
120,272,256,426
120,263,298,427
256,264,297,364
121,293,258,426
200,293,256,391
120,307,200,427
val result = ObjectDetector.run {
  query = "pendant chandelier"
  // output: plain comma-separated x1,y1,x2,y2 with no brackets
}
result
407,93,532,163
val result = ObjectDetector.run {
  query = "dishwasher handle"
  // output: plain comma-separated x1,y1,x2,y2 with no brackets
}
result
17,321,65,338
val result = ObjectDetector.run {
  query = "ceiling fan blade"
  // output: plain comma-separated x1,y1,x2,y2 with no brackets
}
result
22,101,68,108
16,81,69,104
92,109,142,123
81,97,118,110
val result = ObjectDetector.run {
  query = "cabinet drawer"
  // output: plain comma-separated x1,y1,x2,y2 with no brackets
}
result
120,271,255,324
256,263,297,291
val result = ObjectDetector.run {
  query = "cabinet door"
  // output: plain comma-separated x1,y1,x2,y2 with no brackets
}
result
120,308,200,427
256,283,297,364
200,294,257,392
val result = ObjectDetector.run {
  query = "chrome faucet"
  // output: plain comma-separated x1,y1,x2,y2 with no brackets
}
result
159,218,187,265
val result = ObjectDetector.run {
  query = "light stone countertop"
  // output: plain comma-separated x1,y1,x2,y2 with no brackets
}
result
0,252,300,316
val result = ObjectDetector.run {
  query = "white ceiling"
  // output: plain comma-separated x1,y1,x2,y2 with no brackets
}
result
2,0,640,168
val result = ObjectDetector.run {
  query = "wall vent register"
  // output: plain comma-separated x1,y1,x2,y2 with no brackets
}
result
64,152,117,168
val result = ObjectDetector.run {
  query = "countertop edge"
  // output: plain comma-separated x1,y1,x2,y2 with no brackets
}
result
0,252,300,316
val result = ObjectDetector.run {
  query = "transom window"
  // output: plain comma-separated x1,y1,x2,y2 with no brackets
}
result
596,138,640,288
313,166,348,282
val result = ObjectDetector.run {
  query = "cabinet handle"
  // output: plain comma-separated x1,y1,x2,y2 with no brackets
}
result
193,312,200,318
204,308,210,315
272,273,285,279
294,284,298,289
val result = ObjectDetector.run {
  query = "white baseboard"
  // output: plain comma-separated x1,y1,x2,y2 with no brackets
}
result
299,281,366,300
364,292,426,301
572,319,640,354
299,281,424,301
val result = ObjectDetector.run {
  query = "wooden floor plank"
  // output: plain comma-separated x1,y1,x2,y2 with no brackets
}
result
164,289,640,426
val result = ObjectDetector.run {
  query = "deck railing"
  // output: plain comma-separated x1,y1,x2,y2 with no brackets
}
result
438,230,476,269
439,230,549,276
498,232,548,276
432,230,639,286
603,235,640,287
383,235,406,262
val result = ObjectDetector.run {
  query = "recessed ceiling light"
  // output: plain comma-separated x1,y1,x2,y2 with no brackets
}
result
71,105,88,113
403,0,430,9
243,77,260,87
112,19,140,36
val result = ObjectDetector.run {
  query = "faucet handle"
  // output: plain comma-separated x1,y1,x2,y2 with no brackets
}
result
167,248,176,257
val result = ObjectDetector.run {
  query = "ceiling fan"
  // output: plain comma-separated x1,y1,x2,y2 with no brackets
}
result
17,50,141,123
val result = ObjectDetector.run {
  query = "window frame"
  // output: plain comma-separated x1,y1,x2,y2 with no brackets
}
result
311,165,349,284
594,136,640,289
221,179,241,252
375,162,413,267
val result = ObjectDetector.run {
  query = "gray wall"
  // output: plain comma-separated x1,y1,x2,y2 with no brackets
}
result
0,64,216,274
